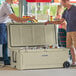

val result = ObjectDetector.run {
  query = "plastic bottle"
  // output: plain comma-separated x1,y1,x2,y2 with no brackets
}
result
50,16,53,21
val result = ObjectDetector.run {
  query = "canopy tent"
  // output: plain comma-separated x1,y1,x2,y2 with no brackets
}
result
54,0,76,3
26,0,76,3
26,0,52,2
70,0,76,3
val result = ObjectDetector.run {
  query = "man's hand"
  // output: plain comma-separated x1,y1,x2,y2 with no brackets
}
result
28,16,35,21
45,21,51,25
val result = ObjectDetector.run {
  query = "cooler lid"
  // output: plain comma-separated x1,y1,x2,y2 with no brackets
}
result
7,23,56,47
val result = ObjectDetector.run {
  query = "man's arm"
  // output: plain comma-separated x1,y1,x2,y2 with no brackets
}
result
9,14,35,22
45,18,65,25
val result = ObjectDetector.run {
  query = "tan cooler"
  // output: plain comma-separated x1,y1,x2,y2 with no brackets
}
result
7,23,70,70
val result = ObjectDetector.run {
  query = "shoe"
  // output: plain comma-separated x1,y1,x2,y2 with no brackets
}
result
71,62,76,67
4,60,10,65
73,62,76,65
2,65,10,67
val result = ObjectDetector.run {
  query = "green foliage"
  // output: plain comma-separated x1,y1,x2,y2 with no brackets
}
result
50,5,57,16
31,5,57,17
12,5,19,16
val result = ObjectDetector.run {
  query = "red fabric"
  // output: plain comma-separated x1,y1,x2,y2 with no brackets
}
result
59,22,65,29
26,0,51,2
59,24,62,28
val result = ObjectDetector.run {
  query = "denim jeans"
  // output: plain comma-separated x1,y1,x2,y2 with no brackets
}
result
2,43,10,65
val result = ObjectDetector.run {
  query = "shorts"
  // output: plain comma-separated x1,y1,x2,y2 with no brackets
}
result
66,32,76,48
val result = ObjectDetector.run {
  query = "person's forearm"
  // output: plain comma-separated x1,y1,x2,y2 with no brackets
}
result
14,17,32,22
9,14,34,22
49,21,63,24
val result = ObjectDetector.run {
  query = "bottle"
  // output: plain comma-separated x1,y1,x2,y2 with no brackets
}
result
50,16,53,21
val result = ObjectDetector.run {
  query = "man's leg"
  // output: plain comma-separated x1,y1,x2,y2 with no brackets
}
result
66,32,75,64
2,43,10,65
74,48,76,62
72,32,76,64
70,47,75,64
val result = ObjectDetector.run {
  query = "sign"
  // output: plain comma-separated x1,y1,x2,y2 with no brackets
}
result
13,0,19,4
70,0,76,3
26,0,76,3
54,0,76,3
54,0,60,3
26,0,52,2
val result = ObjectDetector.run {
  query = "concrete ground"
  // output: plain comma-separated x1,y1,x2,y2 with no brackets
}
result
0,69,76,76
0,61,76,76
0,61,76,70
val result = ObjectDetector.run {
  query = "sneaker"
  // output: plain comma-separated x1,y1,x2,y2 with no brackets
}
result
71,62,76,67
73,62,76,65
4,60,10,65
2,65,10,67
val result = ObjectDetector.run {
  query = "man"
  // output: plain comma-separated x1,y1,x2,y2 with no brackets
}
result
0,0,35,66
45,0,76,65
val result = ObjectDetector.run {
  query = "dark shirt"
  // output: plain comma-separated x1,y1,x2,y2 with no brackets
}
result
62,5,76,32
